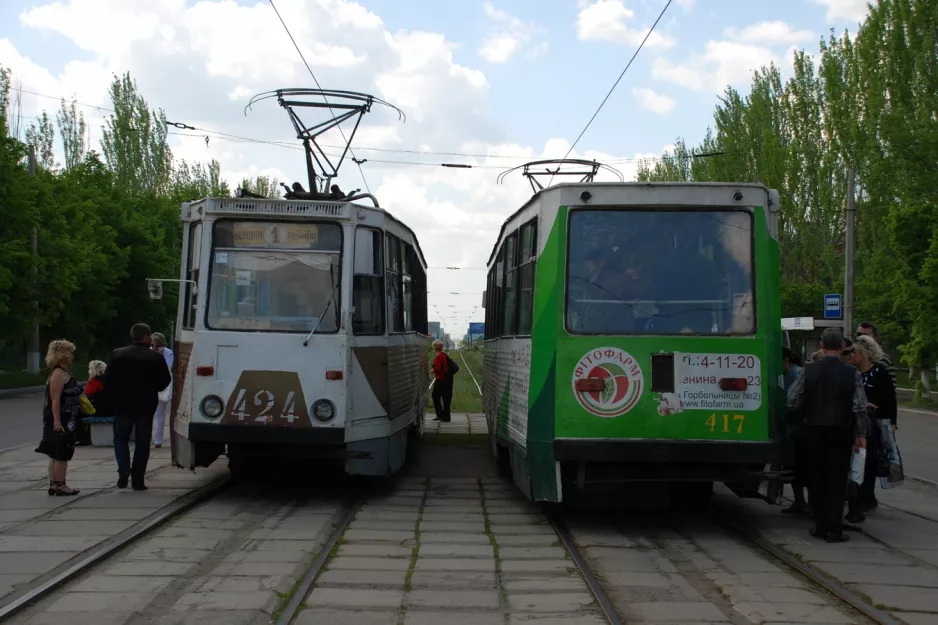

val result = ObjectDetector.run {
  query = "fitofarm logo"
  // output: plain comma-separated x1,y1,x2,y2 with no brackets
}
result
572,347,644,418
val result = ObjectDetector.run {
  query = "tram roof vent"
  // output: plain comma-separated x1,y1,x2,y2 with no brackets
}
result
210,198,347,218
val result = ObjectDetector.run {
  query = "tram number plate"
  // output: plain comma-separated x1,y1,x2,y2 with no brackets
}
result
223,371,311,427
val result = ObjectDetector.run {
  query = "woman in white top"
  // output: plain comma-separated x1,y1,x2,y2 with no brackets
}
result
151,332,174,448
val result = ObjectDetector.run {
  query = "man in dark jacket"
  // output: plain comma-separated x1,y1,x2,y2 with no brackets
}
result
787,327,869,543
106,323,172,490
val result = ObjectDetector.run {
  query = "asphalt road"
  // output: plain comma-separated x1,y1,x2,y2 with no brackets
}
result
0,390,44,452
1,391,936,482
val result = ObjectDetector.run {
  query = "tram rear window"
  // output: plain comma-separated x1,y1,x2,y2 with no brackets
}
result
566,209,755,335
206,220,342,333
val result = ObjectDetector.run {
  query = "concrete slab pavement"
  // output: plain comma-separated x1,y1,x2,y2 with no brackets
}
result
0,440,227,611
723,480,938,624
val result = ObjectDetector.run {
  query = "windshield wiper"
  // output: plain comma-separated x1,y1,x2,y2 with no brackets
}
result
303,264,339,347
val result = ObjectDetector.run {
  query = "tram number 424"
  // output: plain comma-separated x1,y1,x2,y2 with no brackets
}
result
230,388,300,424
706,413,746,434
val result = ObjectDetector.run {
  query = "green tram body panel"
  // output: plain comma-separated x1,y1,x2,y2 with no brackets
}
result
482,183,785,503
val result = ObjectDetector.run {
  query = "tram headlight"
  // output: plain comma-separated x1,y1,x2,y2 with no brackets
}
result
200,395,224,419
311,399,336,423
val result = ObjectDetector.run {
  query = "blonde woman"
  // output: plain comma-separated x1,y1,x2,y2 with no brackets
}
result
845,334,897,521
34,340,82,496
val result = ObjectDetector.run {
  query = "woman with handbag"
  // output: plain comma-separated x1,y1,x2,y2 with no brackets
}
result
845,335,897,522
151,333,174,448
34,340,82,496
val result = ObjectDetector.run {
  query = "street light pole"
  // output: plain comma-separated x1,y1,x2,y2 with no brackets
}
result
844,167,856,337
26,145,41,374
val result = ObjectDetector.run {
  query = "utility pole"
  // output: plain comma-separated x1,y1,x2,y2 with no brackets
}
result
26,145,41,374
844,167,856,337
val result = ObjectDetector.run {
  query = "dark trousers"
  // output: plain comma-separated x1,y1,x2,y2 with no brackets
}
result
805,425,853,536
114,414,153,485
432,379,453,422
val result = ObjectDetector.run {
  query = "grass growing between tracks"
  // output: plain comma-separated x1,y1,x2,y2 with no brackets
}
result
426,350,484,414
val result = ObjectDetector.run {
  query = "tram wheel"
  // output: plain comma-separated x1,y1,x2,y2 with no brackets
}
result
673,481,714,509
227,447,252,483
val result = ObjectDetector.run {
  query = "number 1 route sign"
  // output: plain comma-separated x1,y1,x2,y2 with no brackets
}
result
824,294,842,320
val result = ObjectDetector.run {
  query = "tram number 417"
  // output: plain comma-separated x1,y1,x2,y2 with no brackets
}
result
706,413,745,434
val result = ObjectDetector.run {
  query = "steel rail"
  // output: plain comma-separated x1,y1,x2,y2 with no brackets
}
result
715,511,902,625
0,474,230,620
275,501,359,624
544,508,624,625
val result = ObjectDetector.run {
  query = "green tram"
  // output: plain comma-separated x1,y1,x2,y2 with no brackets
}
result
481,180,786,505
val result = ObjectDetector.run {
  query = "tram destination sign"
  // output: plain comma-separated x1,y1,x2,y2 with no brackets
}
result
233,223,319,249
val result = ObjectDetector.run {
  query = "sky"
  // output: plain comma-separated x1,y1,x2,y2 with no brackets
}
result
0,0,871,339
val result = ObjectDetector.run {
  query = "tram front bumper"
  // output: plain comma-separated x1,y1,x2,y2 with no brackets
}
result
188,423,345,447
554,438,780,465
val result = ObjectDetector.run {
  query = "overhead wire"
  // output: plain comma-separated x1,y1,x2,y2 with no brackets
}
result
267,0,372,195
548,0,674,187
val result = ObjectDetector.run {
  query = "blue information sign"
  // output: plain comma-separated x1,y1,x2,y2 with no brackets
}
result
468,322,485,335
824,294,842,320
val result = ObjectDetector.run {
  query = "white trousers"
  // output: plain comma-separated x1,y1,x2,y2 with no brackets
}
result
154,400,170,445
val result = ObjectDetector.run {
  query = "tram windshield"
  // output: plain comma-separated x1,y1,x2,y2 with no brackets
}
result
207,220,342,333
566,209,754,335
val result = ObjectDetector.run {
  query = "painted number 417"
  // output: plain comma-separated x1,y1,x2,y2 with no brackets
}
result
706,413,745,434
230,389,299,424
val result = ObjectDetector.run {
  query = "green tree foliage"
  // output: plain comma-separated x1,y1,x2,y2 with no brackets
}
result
0,67,237,365
24,110,56,170
637,0,937,377
239,174,281,199
57,98,87,170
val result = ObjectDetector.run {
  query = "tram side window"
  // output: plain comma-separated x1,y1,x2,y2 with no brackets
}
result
183,222,202,329
413,255,428,334
353,228,385,335
402,244,414,332
492,247,505,337
484,269,494,339
502,233,519,335
386,234,404,333
517,219,537,335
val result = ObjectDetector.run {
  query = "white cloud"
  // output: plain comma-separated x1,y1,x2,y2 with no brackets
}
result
724,21,815,47
477,2,545,63
1,0,672,336
576,0,676,49
676,0,696,8
652,41,778,92
632,87,676,115
814,0,870,22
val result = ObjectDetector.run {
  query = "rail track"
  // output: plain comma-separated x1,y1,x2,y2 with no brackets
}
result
544,499,902,625
0,474,230,621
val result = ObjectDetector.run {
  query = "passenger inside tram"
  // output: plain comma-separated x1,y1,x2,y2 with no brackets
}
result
567,209,753,335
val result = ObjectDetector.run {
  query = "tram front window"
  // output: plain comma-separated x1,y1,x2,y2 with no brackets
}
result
566,209,754,335
207,221,342,333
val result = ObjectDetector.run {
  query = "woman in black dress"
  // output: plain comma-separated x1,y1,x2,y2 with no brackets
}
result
35,340,82,496
845,335,896,522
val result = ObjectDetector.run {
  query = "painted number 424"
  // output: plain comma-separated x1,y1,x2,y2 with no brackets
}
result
230,389,299,423
706,413,745,434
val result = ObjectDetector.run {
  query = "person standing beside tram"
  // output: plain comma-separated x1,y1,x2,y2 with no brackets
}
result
151,332,174,449
786,328,869,543
106,323,172,490
845,335,897,522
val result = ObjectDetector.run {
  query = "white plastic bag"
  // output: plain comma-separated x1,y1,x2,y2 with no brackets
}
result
850,448,866,485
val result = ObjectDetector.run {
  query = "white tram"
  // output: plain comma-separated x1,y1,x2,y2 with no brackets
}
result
168,196,430,477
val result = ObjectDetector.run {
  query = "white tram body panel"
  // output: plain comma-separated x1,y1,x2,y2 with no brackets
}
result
170,197,430,476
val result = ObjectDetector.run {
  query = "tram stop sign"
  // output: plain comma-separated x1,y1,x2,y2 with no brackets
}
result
824,294,842,319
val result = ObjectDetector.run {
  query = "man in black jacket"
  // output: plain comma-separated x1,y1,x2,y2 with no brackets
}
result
787,327,869,543
106,323,172,490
